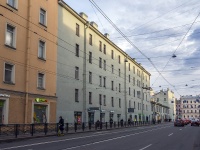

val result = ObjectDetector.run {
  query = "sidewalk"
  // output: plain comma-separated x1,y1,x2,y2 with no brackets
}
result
0,122,169,143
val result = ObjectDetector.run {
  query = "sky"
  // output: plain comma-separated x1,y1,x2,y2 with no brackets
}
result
63,0,200,99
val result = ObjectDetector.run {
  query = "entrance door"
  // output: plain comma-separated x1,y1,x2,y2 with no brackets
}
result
34,105,47,123
88,112,94,124
0,101,4,124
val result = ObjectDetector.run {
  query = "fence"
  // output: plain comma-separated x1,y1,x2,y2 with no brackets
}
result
0,121,158,139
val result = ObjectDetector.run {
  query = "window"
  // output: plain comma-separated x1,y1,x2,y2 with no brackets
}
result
103,44,106,54
119,69,121,77
118,55,121,64
134,89,135,97
89,34,92,45
134,101,135,108
89,51,92,63
119,98,121,108
99,41,102,51
4,63,15,83
38,73,45,89
111,81,114,90
7,0,17,9
111,50,114,59
129,63,130,71
75,67,79,80
103,77,106,88
99,76,102,87
129,100,131,108
129,75,130,82
89,72,92,84
138,102,139,110
99,57,102,68
38,40,46,59
103,60,106,70
40,8,46,26
89,92,92,104
137,91,141,98
111,97,114,107
133,66,135,74
103,95,106,106
76,23,79,36
119,83,121,92
75,89,79,102
5,24,16,48
75,44,79,57
111,65,114,73
99,94,102,105
129,87,131,95
164,98,166,101
133,77,135,85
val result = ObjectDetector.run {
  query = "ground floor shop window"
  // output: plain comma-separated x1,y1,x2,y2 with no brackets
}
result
74,111,82,124
0,100,4,124
88,112,94,124
101,113,105,122
134,115,137,121
34,105,47,123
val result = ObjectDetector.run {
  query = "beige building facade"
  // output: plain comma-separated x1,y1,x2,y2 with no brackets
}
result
57,0,152,124
0,0,57,124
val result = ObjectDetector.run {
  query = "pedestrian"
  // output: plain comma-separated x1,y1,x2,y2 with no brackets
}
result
58,116,64,135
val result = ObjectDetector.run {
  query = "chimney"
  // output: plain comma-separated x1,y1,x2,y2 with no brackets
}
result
90,21,98,29
104,33,109,39
79,12,88,21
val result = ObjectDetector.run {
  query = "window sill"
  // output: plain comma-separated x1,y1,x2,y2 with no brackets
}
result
39,22,47,28
37,87,46,90
6,4,18,11
5,44,16,50
4,81,15,85
38,57,46,61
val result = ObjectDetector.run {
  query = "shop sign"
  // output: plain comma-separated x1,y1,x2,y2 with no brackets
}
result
35,98,47,103
0,94,10,98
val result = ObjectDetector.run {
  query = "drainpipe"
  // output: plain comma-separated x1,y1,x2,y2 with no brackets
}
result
25,0,31,124
83,21,90,123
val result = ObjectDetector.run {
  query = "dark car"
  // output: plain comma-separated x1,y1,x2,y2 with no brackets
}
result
174,119,184,127
191,119,200,126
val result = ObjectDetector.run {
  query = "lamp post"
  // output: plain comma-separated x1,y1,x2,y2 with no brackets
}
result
83,21,90,123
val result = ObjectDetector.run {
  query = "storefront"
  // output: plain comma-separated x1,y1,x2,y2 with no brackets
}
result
33,98,48,123
0,94,10,124
74,111,82,124
88,111,94,124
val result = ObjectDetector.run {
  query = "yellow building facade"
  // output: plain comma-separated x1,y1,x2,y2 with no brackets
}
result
0,0,57,124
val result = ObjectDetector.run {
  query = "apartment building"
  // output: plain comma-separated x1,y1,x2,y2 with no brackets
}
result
0,0,57,124
150,89,175,122
57,0,152,123
180,95,200,120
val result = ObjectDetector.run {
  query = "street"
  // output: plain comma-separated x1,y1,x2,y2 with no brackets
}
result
0,123,200,150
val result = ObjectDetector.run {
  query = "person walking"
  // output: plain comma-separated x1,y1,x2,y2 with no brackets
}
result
58,116,64,135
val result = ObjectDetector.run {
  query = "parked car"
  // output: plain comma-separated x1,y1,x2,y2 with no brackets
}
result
191,119,200,126
174,119,184,127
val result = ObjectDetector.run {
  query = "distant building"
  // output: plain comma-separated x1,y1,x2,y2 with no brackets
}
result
180,95,200,120
175,99,181,119
150,88,175,122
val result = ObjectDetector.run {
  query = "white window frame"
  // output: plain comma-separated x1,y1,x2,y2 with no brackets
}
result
5,23,16,48
3,62,15,84
75,66,79,80
37,72,45,89
7,0,18,9
39,8,47,26
38,39,46,60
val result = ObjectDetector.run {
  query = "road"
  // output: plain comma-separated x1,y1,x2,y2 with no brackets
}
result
0,123,200,150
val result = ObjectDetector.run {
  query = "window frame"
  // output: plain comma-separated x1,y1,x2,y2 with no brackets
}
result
89,51,92,64
38,39,46,60
75,89,79,102
5,23,16,49
89,92,92,104
76,23,80,36
7,0,18,9
4,62,15,84
39,8,47,27
89,72,92,84
75,66,79,80
75,44,79,57
89,34,92,45
99,41,102,51
37,72,45,89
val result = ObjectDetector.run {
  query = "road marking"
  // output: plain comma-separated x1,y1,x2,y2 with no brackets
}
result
168,133,173,136
139,144,152,150
0,125,172,150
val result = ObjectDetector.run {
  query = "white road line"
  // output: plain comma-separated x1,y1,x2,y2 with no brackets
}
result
139,144,152,150
168,133,173,136
0,125,171,150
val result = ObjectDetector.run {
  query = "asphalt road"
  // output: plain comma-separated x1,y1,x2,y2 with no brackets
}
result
0,123,200,150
